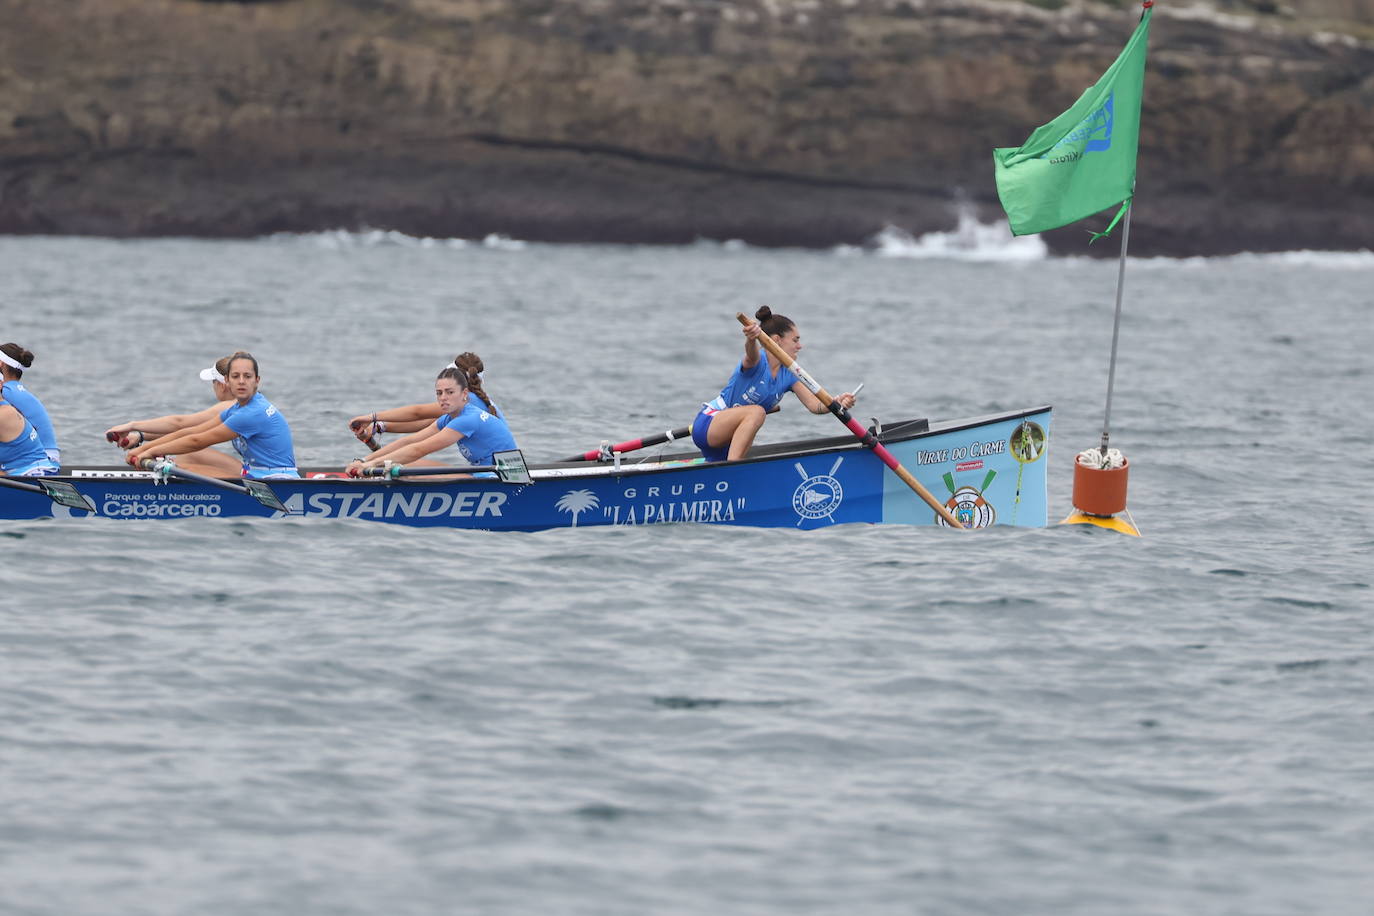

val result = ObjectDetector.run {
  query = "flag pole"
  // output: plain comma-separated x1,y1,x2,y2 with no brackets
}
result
1099,197,1132,457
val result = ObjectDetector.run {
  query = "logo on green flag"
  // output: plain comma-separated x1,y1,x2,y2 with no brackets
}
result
993,8,1152,238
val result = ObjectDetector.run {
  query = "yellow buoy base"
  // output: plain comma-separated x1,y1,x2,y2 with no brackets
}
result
1059,508,1141,537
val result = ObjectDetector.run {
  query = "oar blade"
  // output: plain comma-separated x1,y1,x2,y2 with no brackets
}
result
242,479,291,514
37,479,97,513
493,449,532,485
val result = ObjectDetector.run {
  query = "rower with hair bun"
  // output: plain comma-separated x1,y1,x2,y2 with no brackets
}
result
127,351,299,479
692,306,858,462
1,342,60,466
104,354,241,476
347,362,517,478
346,352,505,446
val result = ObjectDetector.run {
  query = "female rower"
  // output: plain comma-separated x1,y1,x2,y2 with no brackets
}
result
0,392,59,477
1,342,60,465
347,352,502,445
127,351,299,479
347,364,516,477
692,306,857,462
104,355,240,476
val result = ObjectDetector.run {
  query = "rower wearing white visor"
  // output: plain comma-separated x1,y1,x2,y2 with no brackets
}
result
347,351,504,447
1,342,60,465
127,351,299,479
105,354,240,476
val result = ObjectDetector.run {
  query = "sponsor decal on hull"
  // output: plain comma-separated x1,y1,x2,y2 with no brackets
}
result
282,490,508,519
102,491,224,518
595,480,741,527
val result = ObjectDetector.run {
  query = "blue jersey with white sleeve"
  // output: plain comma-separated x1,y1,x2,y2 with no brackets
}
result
704,357,798,413
437,399,518,466
219,392,298,478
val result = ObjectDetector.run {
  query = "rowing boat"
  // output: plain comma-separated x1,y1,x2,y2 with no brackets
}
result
0,407,1051,530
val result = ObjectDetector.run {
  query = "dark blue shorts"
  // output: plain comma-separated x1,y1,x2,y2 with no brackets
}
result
691,408,729,463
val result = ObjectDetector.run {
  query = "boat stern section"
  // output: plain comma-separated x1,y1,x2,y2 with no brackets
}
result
881,408,1051,528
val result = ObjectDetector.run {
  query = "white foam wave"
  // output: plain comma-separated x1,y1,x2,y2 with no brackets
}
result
1127,249,1374,270
480,233,527,251
261,226,1371,266
1226,249,1374,269
688,237,749,251
264,228,530,250
856,215,1048,262
265,228,469,249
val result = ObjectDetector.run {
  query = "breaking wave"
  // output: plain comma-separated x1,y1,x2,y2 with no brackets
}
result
833,203,1048,262
262,226,1372,266
265,229,526,250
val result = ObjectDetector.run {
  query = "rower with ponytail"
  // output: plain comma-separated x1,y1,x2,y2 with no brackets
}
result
346,351,507,447
347,364,518,478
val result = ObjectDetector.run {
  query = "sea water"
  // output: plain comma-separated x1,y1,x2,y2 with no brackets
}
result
1,233,1371,915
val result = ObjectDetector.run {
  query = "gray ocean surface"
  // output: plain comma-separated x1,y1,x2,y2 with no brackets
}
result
2,232,1372,915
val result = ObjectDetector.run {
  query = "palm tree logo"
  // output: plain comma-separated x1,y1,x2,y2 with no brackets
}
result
555,489,599,527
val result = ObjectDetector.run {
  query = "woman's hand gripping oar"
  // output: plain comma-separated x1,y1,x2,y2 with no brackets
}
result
735,312,967,529
348,414,383,451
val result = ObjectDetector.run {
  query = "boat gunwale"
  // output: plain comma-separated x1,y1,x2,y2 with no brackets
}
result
42,406,1052,487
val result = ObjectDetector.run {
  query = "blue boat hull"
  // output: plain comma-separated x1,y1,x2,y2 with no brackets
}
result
2,408,1051,530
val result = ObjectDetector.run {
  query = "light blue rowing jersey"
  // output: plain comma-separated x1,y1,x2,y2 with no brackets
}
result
0,399,55,474
437,399,518,466
220,392,298,478
2,380,58,461
703,357,798,413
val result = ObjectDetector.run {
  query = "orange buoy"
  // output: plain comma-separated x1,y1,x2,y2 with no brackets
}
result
1072,454,1129,516
1060,447,1139,536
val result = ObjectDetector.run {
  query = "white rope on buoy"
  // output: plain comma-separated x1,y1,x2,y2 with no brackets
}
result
1077,447,1126,470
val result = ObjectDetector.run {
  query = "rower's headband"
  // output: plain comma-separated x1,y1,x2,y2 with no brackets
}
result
0,351,24,371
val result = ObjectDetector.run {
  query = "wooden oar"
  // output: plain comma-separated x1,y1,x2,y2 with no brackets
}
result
358,449,532,484
140,459,291,514
0,475,96,512
735,312,966,529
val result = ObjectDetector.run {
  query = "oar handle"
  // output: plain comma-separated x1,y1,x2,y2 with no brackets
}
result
735,312,967,529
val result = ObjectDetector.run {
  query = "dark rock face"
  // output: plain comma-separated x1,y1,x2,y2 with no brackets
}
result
2,0,1371,255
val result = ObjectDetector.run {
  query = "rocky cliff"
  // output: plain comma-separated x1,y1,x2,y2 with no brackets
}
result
2,0,1371,255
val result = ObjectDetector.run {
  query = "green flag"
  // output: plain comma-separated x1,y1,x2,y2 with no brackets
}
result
993,8,1152,237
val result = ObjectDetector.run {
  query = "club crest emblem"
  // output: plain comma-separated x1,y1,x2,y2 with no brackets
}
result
792,457,844,525
937,469,997,529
